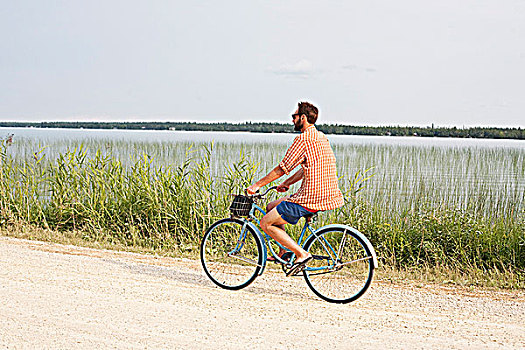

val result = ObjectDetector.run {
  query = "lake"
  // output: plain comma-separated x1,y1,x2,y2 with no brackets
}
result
2,127,524,149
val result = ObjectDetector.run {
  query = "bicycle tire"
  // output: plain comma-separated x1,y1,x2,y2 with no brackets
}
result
200,218,263,290
303,226,374,304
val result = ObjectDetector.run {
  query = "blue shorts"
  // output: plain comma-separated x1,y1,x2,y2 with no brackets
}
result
276,201,317,225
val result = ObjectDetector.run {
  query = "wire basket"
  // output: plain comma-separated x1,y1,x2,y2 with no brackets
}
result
229,195,254,217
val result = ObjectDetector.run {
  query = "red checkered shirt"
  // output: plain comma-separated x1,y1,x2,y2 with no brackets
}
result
279,125,344,211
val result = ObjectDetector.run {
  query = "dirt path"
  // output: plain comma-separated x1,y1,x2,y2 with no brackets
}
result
1,236,524,349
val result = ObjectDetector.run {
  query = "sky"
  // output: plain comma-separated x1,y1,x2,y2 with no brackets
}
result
1,0,524,127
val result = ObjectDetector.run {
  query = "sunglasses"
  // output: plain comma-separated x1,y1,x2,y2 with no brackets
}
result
292,113,303,119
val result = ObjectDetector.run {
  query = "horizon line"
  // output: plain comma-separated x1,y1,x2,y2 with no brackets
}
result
1,120,523,130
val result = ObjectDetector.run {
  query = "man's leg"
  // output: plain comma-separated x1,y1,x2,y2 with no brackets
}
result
260,208,310,261
266,197,288,258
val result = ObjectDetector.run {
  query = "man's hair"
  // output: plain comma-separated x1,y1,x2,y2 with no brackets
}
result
297,101,318,124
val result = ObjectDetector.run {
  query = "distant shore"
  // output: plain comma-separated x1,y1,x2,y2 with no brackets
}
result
1,121,524,140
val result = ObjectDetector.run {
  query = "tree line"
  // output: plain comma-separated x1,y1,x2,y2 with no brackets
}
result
1,121,523,140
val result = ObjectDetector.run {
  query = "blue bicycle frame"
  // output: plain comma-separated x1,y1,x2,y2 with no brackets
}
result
229,202,349,276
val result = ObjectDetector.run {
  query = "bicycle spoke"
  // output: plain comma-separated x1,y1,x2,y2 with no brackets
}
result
228,252,263,267
335,255,373,268
336,229,348,261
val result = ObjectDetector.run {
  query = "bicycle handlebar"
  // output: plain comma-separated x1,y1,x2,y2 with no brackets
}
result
245,185,278,198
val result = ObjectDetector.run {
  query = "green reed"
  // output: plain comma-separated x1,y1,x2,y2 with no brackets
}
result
0,137,523,284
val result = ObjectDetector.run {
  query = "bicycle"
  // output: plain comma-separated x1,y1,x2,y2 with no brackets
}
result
200,186,378,304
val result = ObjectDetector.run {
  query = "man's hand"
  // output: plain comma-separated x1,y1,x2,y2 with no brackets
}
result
246,184,260,195
276,184,289,193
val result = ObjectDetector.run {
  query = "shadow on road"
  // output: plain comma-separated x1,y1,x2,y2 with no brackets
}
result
105,258,316,301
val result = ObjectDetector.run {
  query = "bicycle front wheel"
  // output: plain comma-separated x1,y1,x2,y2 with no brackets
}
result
303,227,374,303
200,218,263,290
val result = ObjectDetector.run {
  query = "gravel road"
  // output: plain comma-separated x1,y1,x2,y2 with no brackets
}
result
1,236,524,349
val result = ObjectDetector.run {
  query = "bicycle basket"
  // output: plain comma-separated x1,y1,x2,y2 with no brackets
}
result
229,195,254,217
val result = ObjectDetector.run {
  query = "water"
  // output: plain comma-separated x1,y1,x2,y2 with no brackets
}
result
2,127,525,149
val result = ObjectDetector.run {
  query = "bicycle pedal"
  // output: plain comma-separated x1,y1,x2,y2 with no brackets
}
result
286,269,305,277
285,264,306,277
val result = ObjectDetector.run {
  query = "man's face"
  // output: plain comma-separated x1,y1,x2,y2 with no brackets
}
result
292,109,303,131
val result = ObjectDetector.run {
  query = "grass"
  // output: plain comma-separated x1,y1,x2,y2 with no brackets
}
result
2,223,522,290
0,136,524,289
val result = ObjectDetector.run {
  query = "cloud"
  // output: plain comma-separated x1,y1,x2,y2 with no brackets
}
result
268,59,314,78
342,64,377,73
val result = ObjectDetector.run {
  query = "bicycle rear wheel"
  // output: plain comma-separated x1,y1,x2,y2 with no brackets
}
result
200,218,263,290
303,226,374,303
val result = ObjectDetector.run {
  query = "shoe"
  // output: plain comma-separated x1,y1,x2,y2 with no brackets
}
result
285,255,313,276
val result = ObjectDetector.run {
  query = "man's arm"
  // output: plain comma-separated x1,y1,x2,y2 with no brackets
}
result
277,168,304,192
246,165,285,194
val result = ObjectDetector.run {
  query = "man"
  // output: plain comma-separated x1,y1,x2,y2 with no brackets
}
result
247,101,344,275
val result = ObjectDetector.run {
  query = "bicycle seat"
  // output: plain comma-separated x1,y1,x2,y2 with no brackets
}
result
304,212,318,223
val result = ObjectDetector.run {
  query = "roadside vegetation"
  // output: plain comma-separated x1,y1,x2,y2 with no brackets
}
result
0,138,523,289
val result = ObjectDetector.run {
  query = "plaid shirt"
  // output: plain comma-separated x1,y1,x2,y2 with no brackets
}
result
279,125,344,211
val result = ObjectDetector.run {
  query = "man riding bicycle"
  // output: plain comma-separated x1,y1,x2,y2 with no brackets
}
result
247,101,344,275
